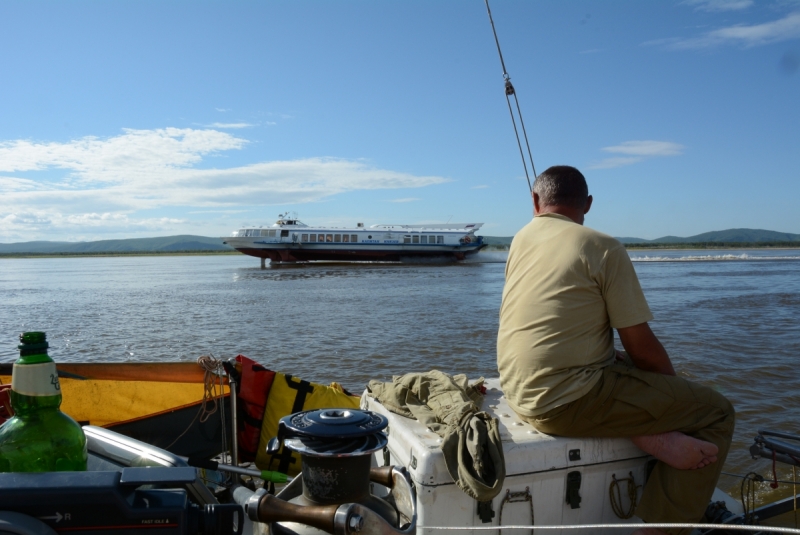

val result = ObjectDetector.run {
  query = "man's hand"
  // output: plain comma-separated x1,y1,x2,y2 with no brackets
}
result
616,322,676,376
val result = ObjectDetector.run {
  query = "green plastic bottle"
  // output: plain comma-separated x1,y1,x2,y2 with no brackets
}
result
0,332,87,472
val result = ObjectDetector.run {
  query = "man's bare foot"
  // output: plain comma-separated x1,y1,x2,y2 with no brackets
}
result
631,528,667,535
632,431,718,470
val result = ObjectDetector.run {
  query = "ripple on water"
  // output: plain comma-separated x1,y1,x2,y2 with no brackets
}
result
1,254,799,504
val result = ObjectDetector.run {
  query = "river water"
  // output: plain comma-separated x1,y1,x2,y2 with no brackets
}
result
1,249,799,508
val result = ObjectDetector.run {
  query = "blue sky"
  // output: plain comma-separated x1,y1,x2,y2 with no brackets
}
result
0,0,798,242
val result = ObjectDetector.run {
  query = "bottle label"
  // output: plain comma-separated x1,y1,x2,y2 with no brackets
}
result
11,362,61,396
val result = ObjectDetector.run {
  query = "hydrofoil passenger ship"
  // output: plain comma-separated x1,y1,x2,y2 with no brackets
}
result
223,215,485,264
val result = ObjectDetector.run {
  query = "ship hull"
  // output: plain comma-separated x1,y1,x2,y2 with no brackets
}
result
231,243,486,263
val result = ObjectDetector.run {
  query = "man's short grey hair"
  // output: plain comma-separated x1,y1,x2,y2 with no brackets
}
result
533,166,589,209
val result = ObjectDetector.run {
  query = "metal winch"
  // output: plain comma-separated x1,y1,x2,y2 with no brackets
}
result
245,409,416,535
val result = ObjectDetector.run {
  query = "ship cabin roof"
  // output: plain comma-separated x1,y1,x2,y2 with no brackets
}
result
237,221,483,233
273,218,309,228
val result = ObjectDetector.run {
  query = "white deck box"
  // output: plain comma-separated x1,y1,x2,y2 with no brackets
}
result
362,378,651,534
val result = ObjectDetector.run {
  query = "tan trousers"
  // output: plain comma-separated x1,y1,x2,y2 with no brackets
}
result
518,363,735,535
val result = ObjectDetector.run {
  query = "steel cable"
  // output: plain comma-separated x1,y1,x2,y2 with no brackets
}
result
417,523,800,533
484,0,537,192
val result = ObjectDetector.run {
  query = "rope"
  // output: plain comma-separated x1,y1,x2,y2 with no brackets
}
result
741,471,762,524
164,355,229,457
497,487,533,535
794,466,798,529
484,0,537,193
773,450,782,489
417,524,800,533
197,355,225,423
721,468,800,530
609,472,640,519
199,354,230,465
723,471,800,486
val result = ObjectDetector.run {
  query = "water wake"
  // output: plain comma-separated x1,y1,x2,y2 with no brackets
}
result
630,254,800,262
463,251,509,264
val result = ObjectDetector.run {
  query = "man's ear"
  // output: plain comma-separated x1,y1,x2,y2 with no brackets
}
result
584,195,593,215
533,191,541,215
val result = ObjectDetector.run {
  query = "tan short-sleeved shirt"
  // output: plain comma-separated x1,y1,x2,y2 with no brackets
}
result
497,213,653,418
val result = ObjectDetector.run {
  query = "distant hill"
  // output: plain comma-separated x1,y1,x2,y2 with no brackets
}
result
615,237,650,244
480,236,513,247
484,229,800,247
617,228,800,244
0,235,233,254
651,228,800,243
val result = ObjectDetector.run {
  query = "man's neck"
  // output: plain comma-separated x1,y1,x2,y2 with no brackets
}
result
535,205,585,225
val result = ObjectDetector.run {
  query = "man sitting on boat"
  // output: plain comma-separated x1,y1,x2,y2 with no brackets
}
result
497,165,735,535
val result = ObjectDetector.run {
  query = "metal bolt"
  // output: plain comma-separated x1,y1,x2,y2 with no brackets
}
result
348,514,364,532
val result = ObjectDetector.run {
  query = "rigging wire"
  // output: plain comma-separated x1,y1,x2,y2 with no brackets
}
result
484,0,537,193
417,523,800,533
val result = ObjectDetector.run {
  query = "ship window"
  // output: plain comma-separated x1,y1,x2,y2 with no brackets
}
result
351,235,358,242
326,234,333,242
281,230,289,237
342,234,350,243
269,230,277,237
310,234,317,242
403,235,411,244
301,234,308,241
412,235,419,244
334,234,341,242
421,236,428,244
437,235,444,244
259,230,267,237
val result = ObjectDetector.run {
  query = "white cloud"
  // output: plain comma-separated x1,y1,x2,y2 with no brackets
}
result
0,127,450,241
471,185,489,189
601,140,685,156
682,0,754,12
215,108,231,112
205,122,256,129
659,11,800,49
589,140,684,169
0,210,186,239
188,209,251,214
588,157,644,170
0,176,52,192
388,197,421,203
0,128,246,180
